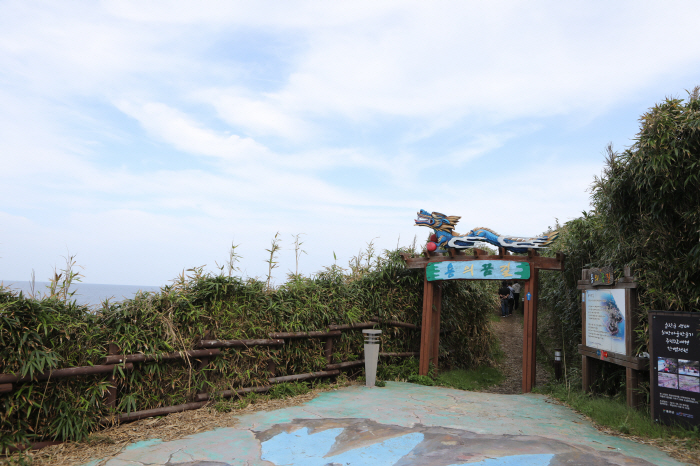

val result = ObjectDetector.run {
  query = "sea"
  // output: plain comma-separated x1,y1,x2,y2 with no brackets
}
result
0,280,162,308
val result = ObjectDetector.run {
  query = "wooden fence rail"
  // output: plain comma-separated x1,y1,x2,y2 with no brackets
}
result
103,349,221,365
0,363,134,384
269,330,341,339
196,338,285,348
269,370,340,384
328,322,377,331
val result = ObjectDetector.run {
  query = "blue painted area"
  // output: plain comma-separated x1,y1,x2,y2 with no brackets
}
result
261,427,342,465
449,453,555,465
123,438,162,450
327,432,423,466
261,427,424,465
84,382,683,466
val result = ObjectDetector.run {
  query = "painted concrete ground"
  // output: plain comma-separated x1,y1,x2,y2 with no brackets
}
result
83,382,683,466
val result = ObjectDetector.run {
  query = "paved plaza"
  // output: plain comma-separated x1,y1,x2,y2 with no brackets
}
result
84,382,682,466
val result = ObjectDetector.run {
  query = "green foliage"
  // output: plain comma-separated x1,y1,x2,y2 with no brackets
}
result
269,382,310,399
407,374,435,386
590,88,700,315
540,382,700,445
405,366,505,391
436,367,505,391
538,87,700,397
0,245,497,451
538,213,606,368
377,358,419,382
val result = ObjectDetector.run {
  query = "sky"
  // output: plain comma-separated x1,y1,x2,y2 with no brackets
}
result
1,1,700,287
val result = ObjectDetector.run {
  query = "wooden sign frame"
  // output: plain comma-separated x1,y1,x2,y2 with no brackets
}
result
402,247,564,393
577,267,647,408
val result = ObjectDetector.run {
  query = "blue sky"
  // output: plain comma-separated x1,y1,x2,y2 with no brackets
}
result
1,1,700,286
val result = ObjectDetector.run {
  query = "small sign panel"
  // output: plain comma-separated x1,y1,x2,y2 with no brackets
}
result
527,292,531,301
589,266,614,286
650,312,700,428
426,260,530,281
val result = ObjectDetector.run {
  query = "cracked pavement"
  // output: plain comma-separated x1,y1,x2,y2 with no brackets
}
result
81,382,683,466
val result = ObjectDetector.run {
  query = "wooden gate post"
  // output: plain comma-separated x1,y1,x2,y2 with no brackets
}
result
419,271,435,375
430,284,442,372
522,251,539,393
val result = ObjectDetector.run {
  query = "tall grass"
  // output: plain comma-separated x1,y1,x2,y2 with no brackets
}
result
0,242,498,452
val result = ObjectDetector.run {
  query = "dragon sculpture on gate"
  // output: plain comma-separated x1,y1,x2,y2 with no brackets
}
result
415,209,558,253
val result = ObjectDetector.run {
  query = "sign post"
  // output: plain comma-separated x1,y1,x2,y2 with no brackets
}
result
649,312,700,427
577,266,647,408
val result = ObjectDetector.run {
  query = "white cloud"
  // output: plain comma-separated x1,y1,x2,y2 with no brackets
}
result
2,0,699,285
115,100,272,161
193,88,313,141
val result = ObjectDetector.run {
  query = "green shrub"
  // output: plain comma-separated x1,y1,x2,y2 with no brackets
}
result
436,367,505,391
0,246,497,450
407,374,435,386
538,87,700,397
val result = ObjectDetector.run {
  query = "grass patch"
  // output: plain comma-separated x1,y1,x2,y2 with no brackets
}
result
538,383,700,451
404,366,505,392
377,358,420,382
437,367,505,391
269,382,310,399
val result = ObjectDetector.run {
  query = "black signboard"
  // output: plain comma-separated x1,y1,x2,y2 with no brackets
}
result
649,311,700,428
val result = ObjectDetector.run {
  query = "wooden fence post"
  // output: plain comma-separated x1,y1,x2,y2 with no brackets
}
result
197,331,213,371
106,343,119,409
267,359,277,377
324,336,334,365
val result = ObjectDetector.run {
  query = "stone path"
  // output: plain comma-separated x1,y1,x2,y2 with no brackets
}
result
83,382,683,466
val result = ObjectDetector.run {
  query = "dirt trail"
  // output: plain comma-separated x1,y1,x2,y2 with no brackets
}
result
486,308,549,394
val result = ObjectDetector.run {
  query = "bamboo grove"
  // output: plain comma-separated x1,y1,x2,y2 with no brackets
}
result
0,248,498,452
537,87,700,396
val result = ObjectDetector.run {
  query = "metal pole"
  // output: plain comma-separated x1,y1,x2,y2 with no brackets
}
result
363,329,382,387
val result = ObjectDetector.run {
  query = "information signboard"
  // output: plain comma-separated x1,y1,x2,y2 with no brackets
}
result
585,289,627,355
650,312,700,428
426,260,530,281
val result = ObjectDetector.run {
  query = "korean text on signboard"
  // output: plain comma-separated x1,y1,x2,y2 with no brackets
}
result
426,260,530,281
650,312,700,428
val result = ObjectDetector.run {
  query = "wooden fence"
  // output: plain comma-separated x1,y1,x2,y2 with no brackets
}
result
2,317,421,452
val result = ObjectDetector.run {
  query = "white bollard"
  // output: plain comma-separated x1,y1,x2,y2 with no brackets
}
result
363,329,382,387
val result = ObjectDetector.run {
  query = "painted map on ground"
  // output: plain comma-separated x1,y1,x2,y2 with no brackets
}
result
585,289,626,355
427,260,530,281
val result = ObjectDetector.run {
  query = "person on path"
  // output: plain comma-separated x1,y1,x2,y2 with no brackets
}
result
498,280,510,317
507,281,515,316
512,281,521,312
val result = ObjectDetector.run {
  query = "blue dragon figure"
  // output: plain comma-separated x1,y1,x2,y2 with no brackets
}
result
415,209,558,253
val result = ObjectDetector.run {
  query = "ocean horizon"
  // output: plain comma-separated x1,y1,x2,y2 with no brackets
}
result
1,280,162,308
